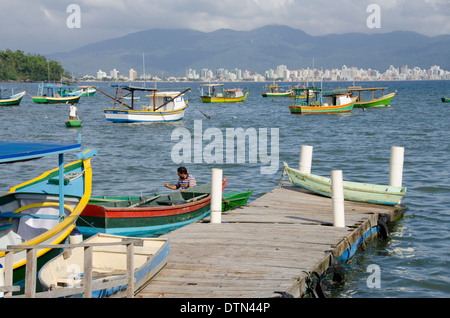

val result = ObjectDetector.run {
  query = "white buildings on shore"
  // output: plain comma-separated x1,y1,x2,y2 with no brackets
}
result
90,64,450,82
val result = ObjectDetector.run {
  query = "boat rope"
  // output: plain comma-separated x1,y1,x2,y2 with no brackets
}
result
377,214,390,240
76,216,106,234
64,169,85,182
302,271,326,298
326,253,345,283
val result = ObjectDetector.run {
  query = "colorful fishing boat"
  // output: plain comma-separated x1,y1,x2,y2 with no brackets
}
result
348,86,397,108
0,89,27,106
441,97,450,102
283,162,406,206
261,83,292,97
289,87,356,114
97,85,190,123
76,179,228,237
38,233,169,298
200,84,249,103
0,141,96,289
32,83,81,104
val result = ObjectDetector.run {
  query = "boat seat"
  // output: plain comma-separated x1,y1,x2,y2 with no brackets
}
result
0,212,61,220
156,200,186,206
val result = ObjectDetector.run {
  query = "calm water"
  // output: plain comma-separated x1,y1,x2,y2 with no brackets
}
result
1,80,449,298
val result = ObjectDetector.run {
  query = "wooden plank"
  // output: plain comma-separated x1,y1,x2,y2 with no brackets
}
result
136,183,406,298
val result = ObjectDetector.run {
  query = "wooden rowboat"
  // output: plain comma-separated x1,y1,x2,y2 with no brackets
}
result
77,179,228,237
38,233,170,298
0,142,96,289
283,162,406,206
65,120,82,128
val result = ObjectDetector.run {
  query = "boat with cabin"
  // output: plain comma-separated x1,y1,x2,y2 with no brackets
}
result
97,84,190,123
289,87,357,114
0,141,96,291
32,83,81,104
200,84,249,103
261,83,292,97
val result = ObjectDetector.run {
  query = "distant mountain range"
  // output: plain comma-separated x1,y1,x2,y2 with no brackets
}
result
49,25,450,77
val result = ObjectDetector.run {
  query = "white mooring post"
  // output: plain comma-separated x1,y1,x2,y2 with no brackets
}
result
299,145,313,173
389,146,404,187
331,170,345,228
210,168,223,224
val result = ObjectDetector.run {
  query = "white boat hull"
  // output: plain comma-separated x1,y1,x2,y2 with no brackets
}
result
104,105,187,123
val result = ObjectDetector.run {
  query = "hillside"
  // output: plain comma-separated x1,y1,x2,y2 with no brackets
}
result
49,25,450,77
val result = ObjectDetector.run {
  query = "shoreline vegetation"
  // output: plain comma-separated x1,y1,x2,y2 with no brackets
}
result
0,49,70,82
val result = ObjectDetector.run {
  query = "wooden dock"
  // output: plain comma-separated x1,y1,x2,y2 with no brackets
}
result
137,182,406,298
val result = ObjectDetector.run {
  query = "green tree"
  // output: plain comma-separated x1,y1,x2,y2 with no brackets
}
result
0,50,70,81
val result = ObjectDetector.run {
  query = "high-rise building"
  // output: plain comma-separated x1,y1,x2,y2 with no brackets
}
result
129,68,137,81
97,69,107,79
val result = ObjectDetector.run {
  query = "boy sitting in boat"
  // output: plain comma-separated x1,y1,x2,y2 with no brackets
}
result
164,166,196,192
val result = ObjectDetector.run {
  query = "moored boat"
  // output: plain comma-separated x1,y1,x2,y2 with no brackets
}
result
98,85,190,123
261,83,292,97
32,83,81,104
200,84,249,103
38,233,170,298
76,179,228,237
0,89,27,106
289,87,356,114
0,141,96,289
77,86,97,97
283,162,406,205
348,86,397,108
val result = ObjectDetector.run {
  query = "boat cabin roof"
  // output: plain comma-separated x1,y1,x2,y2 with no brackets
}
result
0,141,81,164
200,84,224,87
110,84,157,92
145,91,184,98
348,86,388,91
38,83,79,89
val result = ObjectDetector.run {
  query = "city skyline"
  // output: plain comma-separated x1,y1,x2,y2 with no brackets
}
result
86,63,450,82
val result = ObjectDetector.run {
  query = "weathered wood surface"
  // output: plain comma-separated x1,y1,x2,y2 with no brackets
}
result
138,183,405,298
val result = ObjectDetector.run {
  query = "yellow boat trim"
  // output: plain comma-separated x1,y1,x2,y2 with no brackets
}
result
8,202,74,222
0,154,93,263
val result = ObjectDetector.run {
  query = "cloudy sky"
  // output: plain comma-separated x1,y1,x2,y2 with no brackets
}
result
1,0,449,54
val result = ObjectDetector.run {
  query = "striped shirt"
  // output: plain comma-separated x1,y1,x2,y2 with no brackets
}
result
177,173,196,189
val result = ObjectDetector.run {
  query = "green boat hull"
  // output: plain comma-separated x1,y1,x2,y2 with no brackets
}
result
283,162,406,205
441,97,450,102
0,96,24,106
66,120,82,128
261,92,291,97
32,95,80,104
222,190,253,211
354,91,396,108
